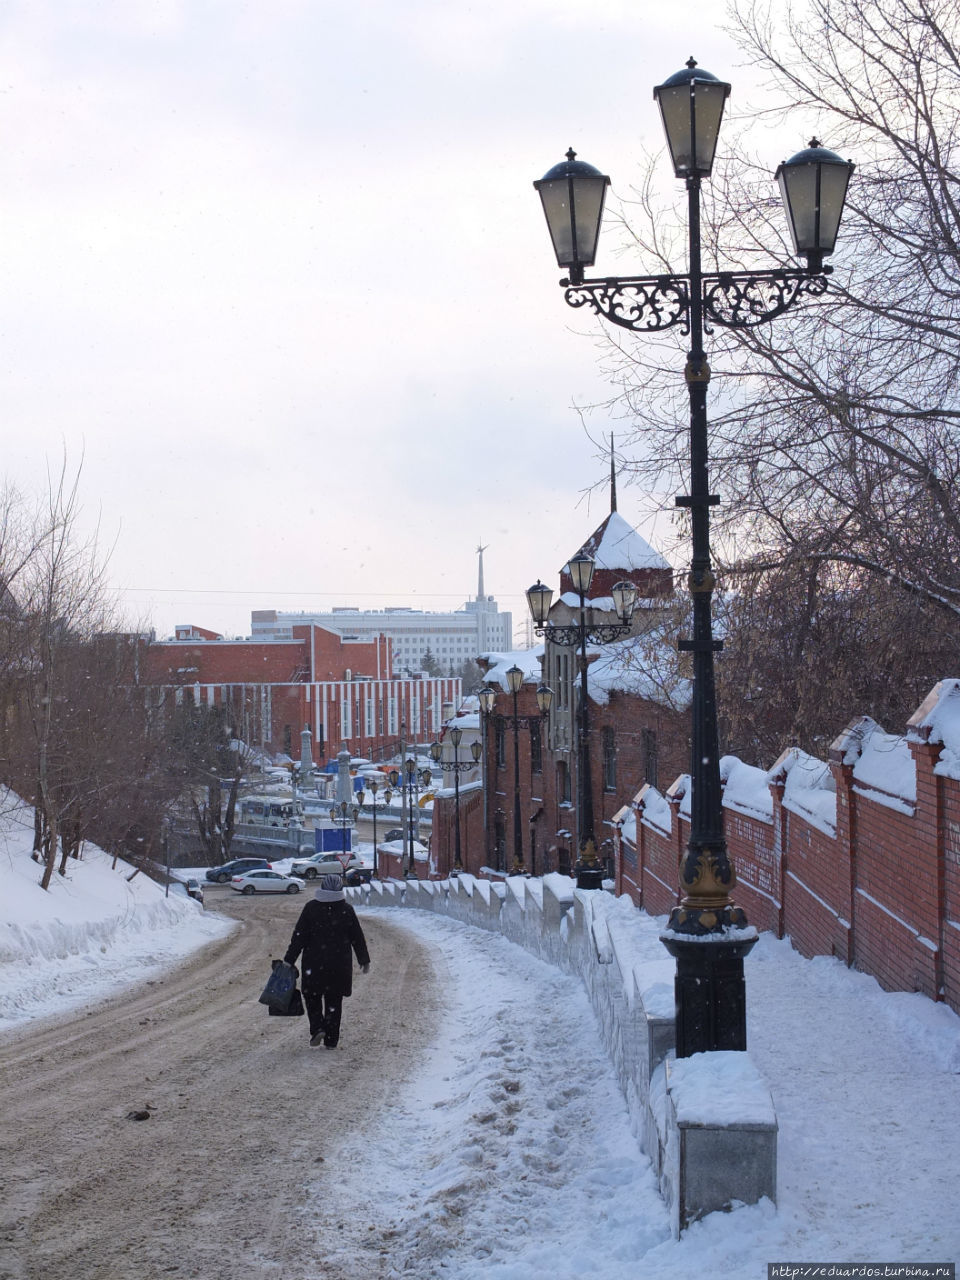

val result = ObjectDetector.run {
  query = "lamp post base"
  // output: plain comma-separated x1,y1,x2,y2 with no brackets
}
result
660,933,757,1057
575,861,605,890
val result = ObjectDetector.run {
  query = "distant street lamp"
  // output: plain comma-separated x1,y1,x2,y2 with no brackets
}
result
328,799,359,859
527,560,637,888
357,777,389,877
534,59,852,1053
491,668,554,875
388,757,432,878
430,727,482,873
477,684,497,869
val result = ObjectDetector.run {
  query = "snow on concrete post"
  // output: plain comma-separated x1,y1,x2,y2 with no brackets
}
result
300,726,314,784
336,749,353,807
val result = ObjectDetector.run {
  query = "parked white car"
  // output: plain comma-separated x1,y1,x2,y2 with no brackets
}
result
290,852,362,880
230,869,306,895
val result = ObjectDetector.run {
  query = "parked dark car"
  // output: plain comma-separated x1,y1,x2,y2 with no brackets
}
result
382,829,405,844
205,857,272,884
184,877,204,903
345,867,373,886
168,877,204,906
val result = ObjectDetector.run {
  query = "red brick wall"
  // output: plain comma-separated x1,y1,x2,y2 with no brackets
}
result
431,786,483,879
612,697,960,1014
143,639,308,685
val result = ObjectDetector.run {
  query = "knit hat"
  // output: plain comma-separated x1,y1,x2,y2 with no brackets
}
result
314,872,345,903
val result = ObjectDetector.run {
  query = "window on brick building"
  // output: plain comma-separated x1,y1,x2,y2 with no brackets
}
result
494,810,506,872
495,718,506,768
603,726,616,792
283,725,292,756
642,728,659,789
558,759,571,804
530,721,542,774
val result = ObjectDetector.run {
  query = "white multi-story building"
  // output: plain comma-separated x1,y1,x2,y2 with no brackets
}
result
251,548,512,677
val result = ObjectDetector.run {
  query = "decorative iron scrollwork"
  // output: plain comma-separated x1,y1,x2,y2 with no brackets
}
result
540,622,632,647
564,276,690,334
703,269,829,329
563,267,829,333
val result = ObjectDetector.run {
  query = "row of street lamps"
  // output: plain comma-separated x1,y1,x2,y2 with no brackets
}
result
332,58,852,1060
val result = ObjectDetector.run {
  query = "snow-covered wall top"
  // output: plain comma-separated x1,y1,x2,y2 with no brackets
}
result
639,786,673,836
844,719,917,809
907,677,960,782
720,756,774,824
770,748,837,837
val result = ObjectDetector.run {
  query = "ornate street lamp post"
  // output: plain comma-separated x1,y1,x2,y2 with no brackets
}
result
388,757,431,878
430,727,483,873
534,59,853,1053
527,562,637,888
477,684,497,869
328,799,359,860
359,778,388,877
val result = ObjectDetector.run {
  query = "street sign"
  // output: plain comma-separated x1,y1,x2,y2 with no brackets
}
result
335,850,352,871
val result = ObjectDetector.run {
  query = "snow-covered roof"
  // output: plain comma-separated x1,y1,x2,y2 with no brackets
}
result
477,647,544,690
576,631,690,711
571,511,670,573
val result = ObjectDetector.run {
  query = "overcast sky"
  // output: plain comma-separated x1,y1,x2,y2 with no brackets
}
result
0,0,747,641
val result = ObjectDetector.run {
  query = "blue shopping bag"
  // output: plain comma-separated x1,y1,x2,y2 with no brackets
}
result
258,959,298,1012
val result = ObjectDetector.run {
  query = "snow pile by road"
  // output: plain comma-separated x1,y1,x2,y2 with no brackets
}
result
0,798,233,1030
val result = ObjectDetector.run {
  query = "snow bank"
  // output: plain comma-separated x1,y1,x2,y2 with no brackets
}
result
0,798,234,1029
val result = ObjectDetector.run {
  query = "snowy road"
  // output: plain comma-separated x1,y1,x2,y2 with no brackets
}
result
3,879,959,1279
0,892,440,1280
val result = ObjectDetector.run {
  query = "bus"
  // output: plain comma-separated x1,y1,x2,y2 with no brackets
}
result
238,796,302,827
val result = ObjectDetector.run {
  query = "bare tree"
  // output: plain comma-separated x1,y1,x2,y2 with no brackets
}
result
600,0,960,616
576,0,960,749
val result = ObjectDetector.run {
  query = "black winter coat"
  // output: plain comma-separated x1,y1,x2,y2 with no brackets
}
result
283,900,370,998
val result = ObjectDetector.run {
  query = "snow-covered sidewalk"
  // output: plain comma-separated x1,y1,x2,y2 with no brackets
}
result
317,909,960,1279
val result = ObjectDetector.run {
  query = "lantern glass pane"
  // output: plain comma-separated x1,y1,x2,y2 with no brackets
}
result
537,175,606,269
527,580,553,624
656,81,726,176
816,162,851,250
568,554,595,596
538,179,576,266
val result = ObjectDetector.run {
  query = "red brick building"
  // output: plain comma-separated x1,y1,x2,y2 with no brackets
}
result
141,622,460,766
429,505,689,879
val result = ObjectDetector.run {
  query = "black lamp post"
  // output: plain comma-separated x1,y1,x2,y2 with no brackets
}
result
388,758,431,878
364,777,385,877
430,727,483,874
478,684,497,870
527,562,637,889
329,799,359,860
534,59,853,1054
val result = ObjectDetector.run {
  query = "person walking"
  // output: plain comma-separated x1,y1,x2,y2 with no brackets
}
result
283,873,370,1049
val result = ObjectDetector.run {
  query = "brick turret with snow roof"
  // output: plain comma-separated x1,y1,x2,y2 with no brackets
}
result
558,509,673,607
555,444,673,614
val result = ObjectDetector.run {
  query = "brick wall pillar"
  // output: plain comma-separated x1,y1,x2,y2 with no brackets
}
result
827,748,857,968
